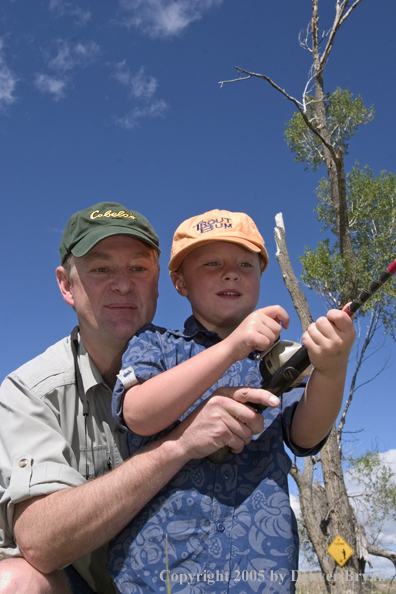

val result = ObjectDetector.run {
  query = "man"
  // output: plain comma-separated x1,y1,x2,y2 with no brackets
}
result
0,202,272,594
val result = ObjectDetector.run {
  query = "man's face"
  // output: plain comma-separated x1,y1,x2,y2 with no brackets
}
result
60,235,159,350
171,241,261,338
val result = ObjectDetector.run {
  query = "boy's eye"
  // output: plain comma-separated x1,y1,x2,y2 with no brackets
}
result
205,261,221,266
240,262,253,268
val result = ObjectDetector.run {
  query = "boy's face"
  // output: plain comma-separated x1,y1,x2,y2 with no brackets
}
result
171,241,261,338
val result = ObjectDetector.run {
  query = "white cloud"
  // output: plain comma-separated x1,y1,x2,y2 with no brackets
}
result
48,39,100,72
290,493,301,518
130,67,157,99
0,38,18,110
116,99,169,129
35,38,100,101
112,60,167,129
49,1,91,26
118,0,223,38
113,62,157,100
34,73,68,101
380,449,396,471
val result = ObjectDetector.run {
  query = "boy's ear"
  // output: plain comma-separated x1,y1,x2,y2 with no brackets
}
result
170,271,188,297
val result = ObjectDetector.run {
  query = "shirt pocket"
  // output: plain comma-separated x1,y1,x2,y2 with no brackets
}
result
79,444,111,480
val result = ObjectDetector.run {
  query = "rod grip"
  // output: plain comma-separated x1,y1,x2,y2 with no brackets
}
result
207,346,311,462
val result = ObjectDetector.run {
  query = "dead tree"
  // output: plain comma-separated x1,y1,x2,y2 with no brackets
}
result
220,2,396,592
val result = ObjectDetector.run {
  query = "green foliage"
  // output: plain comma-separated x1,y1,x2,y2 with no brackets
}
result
299,163,396,337
347,450,396,543
284,88,375,171
299,240,347,309
285,97,324,171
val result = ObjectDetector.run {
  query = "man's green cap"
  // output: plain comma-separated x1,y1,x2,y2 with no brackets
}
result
59,201,161,264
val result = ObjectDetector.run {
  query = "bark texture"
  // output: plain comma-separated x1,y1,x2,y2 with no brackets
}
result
276,216,370,594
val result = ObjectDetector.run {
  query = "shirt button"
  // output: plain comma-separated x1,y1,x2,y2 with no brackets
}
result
216,523,225,532
19,459,28,468
223,472,230,480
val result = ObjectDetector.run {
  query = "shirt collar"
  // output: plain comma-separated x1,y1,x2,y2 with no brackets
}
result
183,316,221,340
169,315,220,342
77,335,110,393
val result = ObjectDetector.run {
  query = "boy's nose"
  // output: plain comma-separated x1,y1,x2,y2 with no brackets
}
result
222,265,240,281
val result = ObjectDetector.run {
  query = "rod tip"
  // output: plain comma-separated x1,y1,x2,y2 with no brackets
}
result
387,260,396,275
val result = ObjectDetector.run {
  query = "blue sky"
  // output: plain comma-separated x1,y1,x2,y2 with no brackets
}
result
1,0,395,577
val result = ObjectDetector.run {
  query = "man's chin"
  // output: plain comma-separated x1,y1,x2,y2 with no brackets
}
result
104,316,153,342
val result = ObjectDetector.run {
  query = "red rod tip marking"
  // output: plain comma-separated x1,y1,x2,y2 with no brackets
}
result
387,260,396,275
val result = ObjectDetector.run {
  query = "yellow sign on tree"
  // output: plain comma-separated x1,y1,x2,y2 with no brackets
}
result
327,535,354,567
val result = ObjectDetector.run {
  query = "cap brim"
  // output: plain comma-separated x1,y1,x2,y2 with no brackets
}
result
168,237,267,272
71,226,161,258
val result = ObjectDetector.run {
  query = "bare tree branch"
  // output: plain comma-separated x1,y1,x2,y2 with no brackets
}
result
218,74,251,87
219,65,338,161
299,21,311,50
337,312,380,443
338,0,364,27
366,543,396,570
274,212,314,332
318,0,364,69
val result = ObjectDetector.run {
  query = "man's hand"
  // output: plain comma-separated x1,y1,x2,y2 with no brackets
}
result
13,389,271,577
224,305,289,362
225,385,280,409
173,387,279,459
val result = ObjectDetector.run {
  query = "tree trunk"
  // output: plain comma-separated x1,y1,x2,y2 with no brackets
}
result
275,213,368,593
319,429,367,593
311,0,358,301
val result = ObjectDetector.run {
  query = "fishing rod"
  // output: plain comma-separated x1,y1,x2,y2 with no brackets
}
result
208,259,396,464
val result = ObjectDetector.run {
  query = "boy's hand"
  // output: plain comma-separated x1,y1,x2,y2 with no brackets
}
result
225,305,289,362
302,307,355,376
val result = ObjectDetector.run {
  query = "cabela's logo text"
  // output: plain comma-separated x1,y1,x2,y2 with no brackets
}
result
90,209,136,220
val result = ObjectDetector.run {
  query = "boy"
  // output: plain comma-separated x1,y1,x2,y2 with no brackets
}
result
109,209,355,593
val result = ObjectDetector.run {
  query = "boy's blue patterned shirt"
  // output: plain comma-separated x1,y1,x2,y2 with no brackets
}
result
109,316,325,594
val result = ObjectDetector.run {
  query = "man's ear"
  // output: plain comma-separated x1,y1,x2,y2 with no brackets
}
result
155,263,160,299
56,266,75,307
170,270,188,297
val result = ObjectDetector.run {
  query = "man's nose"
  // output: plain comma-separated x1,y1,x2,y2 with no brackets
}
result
111,271,133,293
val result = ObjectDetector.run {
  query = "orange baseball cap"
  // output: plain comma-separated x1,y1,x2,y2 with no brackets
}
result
168,209,269,272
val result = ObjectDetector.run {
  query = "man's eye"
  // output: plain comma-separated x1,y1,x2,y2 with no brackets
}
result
95,267,109,273
132,266,145,272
